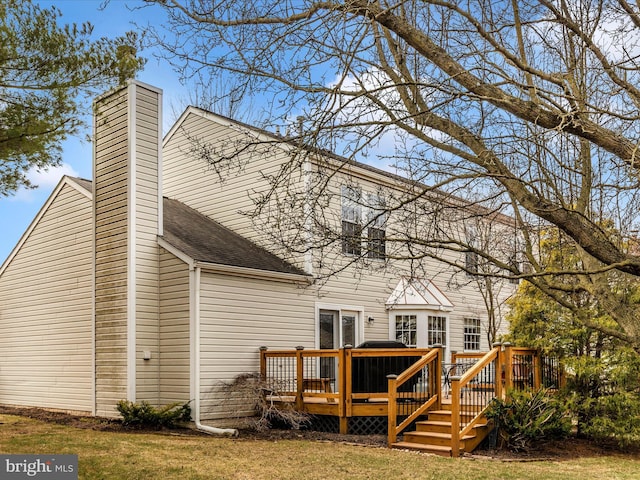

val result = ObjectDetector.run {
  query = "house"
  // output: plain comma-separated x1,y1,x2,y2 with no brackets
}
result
0,81,515,429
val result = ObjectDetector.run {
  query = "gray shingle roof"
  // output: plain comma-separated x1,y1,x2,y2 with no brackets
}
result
161,197,306,276
70,177,93,193
70,177,305,276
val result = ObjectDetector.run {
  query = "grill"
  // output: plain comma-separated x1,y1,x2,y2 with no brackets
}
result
351,341,418,395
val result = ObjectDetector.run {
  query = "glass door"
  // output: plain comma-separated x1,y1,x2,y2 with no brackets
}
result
318,309,360,380
319,310,338,380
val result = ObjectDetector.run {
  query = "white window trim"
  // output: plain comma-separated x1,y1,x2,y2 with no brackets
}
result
341,186,387,259
388,310,450,356
392,313,418,348
463,317,482,352
315,302,365,349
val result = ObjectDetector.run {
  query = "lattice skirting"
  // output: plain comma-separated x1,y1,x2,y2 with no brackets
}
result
307,415,340,433
347,416,388,435
306,415,390,435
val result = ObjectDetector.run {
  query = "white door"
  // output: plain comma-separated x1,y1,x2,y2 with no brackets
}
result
319,309,359,349
318,309,360,380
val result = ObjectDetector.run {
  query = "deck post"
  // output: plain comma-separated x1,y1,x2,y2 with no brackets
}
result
434,344,443,411
503,342,513,395
259,346,268,381
295,346,304,412
450,375,461,457
387,374,398,446
493,343,503,400
339,346,352,434
534,349,543,390
450,350,458,365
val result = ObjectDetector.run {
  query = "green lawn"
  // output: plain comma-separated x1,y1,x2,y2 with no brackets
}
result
1,414,638,480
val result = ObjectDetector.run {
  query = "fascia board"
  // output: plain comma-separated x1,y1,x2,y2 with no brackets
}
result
195,260,312,284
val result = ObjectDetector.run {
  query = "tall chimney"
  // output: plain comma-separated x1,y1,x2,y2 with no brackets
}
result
93,81,162,416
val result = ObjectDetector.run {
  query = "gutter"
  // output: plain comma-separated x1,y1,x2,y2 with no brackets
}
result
190,265,238,436
194,260,311,284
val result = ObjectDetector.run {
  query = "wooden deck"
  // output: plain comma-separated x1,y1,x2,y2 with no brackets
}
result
260,344,563,456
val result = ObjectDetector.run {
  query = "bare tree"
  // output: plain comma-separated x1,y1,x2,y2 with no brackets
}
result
146,0,640,350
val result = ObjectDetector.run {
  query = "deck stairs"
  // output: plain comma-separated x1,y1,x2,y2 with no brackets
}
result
390,401,492,457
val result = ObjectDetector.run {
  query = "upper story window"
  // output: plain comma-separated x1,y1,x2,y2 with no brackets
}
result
366,194,386,259
341,186,363,256
465,250,479,276
508,254,520,284
464,224,479,276
341,186,386,259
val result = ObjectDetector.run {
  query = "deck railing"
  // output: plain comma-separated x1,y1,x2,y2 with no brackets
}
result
259,345,431,432
387,347,442,445
448,343,565,456
260,343,563,450
450,346,500,456
259,347,341,410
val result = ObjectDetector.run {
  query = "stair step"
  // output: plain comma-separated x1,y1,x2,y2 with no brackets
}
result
416,419,489,432
391,441,452,457
428,409,477,416
425,410,452,422
416,420,452,433
426,410,476,422
403,431,475,448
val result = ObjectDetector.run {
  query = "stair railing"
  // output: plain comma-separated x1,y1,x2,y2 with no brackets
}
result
387,346,442,446
450,346,500,456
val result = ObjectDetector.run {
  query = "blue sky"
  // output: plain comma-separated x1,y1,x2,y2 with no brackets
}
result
0,0,185,262
0,0,400,263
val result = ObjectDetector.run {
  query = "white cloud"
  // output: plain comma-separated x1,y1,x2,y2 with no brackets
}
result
28,163,79,188
11,163,79,202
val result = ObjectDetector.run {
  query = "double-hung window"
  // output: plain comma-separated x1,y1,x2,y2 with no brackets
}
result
341,186,386,259
341,186,362,255
465,224,479,276
463,317,481,351
366,193,386,259
427,315,447,347
465,251,479,276
394,314,417,347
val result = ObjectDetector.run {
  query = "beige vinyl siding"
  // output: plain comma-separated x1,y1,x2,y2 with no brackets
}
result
309,164,512,358
163,112,508,355
94,83,162,415
158,249,190,404
0,183,93,412
162,112,306,266
198,272,316,421
317,265,495,356
94,87,129,416
133,85,161,405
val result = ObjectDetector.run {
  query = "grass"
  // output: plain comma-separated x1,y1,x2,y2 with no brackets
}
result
1,414,639,479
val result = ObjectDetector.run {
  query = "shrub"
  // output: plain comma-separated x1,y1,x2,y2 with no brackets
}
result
116,400,191,429
569,391,640,449
562,348,640,449
485,388,571,452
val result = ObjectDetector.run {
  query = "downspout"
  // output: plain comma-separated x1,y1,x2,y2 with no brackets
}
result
191,265,238,436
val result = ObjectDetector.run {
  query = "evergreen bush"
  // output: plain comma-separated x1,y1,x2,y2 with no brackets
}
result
562,348,640,449
579,392,640,449
116,400,191,429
